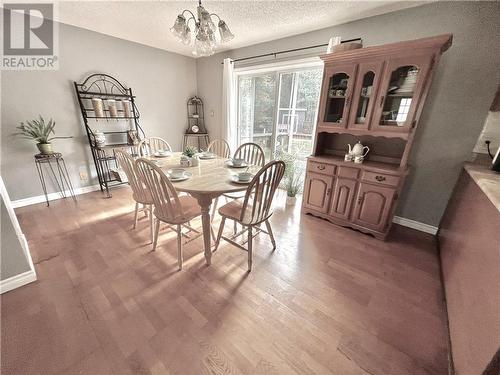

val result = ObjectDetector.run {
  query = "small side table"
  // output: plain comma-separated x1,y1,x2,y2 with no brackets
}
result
34,153,76,206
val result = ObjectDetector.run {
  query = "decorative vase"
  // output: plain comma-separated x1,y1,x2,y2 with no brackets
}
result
107,100,118,117
190,156,199,167
122,99,131,118
92,130,106,148
37,142,53,154
91,98,104,117
180,156,191,167
286,195,297,205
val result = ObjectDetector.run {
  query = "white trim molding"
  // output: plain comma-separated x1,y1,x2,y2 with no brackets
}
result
11,183,127,208
11,184,100,208
393,216,438,235
0,175,37,294
0,269,37,294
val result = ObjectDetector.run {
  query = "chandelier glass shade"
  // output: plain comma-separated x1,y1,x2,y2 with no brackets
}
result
170,0,234,57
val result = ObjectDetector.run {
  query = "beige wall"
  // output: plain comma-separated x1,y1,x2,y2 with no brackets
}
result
1,22,197,201
196,1,500,227
439,170,500,374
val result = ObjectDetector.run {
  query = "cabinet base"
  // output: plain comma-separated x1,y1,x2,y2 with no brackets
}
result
302,207,390,240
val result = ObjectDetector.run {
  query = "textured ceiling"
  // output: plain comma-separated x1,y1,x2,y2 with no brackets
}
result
55,1,429,57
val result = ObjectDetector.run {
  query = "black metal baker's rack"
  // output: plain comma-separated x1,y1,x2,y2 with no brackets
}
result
74,73,145,197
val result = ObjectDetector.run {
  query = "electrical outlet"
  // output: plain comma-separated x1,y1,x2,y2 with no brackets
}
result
79,171,88,181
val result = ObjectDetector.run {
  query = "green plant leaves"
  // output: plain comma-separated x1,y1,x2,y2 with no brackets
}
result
14,116,60,143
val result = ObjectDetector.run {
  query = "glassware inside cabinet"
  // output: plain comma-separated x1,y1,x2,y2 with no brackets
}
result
324,72,350,124
354,71,375,125
379,65,419,127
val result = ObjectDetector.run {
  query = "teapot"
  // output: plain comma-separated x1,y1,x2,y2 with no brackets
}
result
348,141,370,157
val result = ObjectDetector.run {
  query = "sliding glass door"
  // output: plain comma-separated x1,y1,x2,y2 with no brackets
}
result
237,66,323,162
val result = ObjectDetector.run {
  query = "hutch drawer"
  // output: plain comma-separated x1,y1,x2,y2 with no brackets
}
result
361,171,400,187
338,166,359,179
307,161,336,175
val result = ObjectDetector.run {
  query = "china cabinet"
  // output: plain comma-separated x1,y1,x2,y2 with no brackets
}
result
302,34,452,239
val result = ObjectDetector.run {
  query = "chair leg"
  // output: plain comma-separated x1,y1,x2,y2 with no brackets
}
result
177,224,183,270
133,202,139,229
211,197,219,222
149,205,154,243
247,226,253,271
265,219,276,250
233,220,238,234
152,218,160,251
214,217,226,251
143,204,148,218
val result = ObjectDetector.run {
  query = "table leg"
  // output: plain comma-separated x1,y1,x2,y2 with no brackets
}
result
194,194,213,265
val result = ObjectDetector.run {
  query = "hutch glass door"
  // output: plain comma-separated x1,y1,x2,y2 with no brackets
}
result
347,61,384,129
372,56,431,132
319,64,357,127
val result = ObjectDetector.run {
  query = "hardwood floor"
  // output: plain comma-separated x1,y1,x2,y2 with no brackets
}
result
1,188,449,375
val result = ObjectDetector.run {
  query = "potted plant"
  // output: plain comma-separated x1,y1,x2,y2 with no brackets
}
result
182,146,199,167
275,148,305,205
15,116,71,154
285,169,303,205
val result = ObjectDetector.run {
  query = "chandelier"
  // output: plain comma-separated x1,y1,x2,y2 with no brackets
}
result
170,0,234,57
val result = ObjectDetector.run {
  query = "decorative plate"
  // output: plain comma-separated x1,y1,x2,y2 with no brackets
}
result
153,151,172,158
198,153,216,160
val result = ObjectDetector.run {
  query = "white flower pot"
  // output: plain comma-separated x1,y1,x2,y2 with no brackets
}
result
286,195,297,205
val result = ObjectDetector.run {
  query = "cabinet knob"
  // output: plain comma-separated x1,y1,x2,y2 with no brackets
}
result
317,164,326,170
327,188,332,195
357,196,363,205
375,175,386,182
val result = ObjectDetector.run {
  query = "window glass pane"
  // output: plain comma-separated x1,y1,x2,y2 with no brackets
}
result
237,66,322,178
237,73,276,159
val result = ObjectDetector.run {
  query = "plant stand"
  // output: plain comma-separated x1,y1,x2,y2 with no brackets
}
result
34,153,76,207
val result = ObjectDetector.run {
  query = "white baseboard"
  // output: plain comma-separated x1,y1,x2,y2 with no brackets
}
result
0,269,37,294
11,183,127,208
393,216,438,235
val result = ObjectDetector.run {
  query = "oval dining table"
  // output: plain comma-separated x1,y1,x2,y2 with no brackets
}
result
150,152,262,266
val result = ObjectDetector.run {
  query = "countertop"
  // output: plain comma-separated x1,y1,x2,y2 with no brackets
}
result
464,162,500,212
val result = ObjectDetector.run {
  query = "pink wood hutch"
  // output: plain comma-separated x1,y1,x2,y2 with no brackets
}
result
302,34,453,239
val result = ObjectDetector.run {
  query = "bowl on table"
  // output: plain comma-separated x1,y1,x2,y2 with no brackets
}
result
232,158,246,167
169,168,186,179
237,172,253,182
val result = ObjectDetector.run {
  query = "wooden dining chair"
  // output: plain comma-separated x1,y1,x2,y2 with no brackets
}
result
115,150,154,241
233,142,265,167
212,142,266,218
135,158,202,270
207,139,231,158
138,137,172,157
214,160,285,271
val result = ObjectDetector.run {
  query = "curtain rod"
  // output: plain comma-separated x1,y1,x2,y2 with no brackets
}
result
220,38,362,64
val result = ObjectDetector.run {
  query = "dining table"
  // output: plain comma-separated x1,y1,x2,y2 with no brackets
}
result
149,152,262,265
